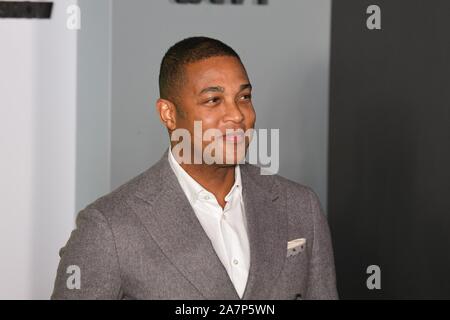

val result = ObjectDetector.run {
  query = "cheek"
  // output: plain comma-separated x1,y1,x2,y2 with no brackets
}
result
175,117,195,137
195,111,221,130
244,107,256,127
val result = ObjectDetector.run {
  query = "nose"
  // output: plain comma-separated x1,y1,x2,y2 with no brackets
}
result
223,100,244,123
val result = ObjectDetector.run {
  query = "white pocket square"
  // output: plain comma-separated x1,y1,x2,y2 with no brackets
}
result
287,238,306,257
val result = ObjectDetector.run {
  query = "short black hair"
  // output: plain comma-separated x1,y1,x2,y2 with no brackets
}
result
159,36,243,109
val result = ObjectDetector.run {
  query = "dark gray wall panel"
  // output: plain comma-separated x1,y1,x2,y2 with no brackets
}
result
329,0,450,299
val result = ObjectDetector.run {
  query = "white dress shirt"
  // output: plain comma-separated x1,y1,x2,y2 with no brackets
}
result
168,149,250,298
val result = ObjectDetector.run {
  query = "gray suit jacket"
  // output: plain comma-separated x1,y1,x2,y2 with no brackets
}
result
51,150,338,300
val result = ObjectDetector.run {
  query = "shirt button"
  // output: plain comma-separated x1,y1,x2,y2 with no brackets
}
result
204,195,210,200
233,259,239,265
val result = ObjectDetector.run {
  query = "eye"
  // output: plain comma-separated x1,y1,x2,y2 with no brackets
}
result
240,94,252,101
205,97,221,105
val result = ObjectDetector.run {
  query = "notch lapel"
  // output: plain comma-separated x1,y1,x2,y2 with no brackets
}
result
132,154,240,300
240,165,288,300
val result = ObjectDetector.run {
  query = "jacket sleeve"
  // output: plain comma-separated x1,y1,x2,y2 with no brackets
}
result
51,207,122,299
304,188,339,300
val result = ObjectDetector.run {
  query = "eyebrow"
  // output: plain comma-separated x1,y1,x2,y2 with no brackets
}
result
199,86,224,95
239,83,252,91
198,83,252,95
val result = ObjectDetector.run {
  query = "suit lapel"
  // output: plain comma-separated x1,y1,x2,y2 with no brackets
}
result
241,165,288,300
132,151,288,300
133,153,240,300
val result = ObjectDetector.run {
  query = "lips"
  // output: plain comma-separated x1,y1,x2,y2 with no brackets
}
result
223,131,245,143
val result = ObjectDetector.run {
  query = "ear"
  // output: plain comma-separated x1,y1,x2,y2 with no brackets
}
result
156,98,177,131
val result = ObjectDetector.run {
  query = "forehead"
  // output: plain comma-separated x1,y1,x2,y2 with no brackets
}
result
183,56,249,93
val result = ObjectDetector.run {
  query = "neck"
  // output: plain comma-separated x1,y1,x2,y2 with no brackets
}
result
180,162,236,209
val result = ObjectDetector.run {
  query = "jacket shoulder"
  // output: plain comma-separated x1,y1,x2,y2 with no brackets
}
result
242,163,315,199
83,158,164,217
242,163,324,228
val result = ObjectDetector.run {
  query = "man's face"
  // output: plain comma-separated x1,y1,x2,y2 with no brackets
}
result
173,55,256,165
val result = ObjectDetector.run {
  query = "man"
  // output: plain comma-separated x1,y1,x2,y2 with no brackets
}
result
51,37,338,300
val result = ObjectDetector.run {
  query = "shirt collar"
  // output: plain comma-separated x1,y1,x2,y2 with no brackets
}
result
167,148,242,204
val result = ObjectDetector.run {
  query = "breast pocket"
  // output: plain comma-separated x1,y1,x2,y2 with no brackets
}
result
283,238,309,273
286,238,307,258
274,245,309,299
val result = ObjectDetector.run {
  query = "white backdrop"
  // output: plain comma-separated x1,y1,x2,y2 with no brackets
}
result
0,0,78,299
